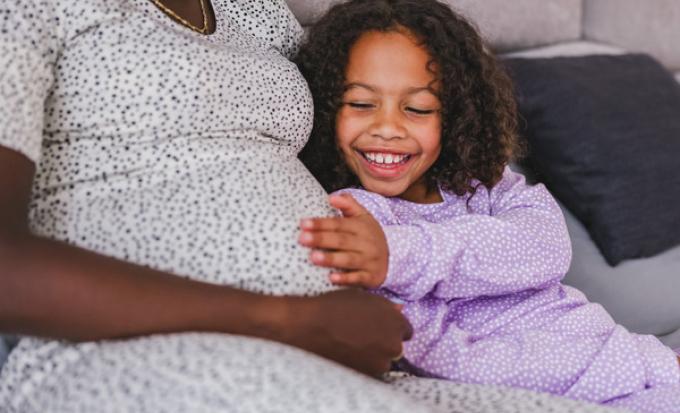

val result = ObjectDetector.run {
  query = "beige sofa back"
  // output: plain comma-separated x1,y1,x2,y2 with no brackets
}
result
285,0,582,51
285,0,680,71
584,0,680,70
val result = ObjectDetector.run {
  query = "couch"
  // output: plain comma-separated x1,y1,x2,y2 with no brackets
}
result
286,0,680,352
2,2,679,410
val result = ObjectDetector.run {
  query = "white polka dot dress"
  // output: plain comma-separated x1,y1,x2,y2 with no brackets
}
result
1,0,336,296
0,1,633,412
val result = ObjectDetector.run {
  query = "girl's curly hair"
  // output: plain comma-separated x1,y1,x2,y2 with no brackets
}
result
295,0,524,196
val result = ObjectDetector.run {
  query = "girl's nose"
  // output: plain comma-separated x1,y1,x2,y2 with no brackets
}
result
369,107,406,140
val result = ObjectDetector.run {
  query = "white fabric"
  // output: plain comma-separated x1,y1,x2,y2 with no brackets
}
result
0,0,340,408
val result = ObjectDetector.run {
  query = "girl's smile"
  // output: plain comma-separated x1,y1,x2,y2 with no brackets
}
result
356,148,413,177
335,29,443,204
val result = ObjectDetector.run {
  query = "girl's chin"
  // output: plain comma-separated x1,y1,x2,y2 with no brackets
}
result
359,180,407,198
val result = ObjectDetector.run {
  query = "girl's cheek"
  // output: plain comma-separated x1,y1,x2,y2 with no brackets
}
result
336,114,362,142
335,110,352,138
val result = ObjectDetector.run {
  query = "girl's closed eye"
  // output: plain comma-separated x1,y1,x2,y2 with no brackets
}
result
344,102,438,115
346,102,375,110
405,106,438,115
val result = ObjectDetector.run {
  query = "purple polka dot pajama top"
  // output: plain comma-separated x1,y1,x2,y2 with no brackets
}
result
340,167,680,413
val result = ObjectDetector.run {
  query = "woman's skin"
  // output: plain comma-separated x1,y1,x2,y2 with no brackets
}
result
155,0,217,34
0,0,412,377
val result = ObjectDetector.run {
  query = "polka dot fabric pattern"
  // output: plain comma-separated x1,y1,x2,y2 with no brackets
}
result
387,374,622,413
0,1,655,412
339,168,680,411
0,0,333,295
1,334,626,413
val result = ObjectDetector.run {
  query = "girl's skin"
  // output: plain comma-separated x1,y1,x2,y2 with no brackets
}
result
299,29,442,289
0,0,413,378
298,28,680,368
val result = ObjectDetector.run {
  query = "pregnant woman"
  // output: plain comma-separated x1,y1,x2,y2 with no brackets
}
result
0,1,619,412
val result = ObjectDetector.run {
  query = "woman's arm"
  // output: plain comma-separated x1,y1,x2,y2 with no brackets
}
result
0,147,278,341
0,146,410,376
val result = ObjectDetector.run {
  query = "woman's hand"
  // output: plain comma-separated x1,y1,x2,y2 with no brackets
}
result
281,289,411,377
299,194,388,289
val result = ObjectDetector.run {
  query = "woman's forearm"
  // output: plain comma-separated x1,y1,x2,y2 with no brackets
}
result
0,146,288,343
0,233,414,377
0,233,287,342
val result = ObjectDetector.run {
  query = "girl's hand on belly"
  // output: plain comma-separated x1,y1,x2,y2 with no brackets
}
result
280,289,412,377
299,193,388,289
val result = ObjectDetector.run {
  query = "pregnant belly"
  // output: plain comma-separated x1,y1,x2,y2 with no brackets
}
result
29,145,338,296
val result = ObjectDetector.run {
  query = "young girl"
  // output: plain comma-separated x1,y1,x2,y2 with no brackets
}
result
295,0,680,412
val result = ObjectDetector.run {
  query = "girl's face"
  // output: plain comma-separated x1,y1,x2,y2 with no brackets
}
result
336,29,442,204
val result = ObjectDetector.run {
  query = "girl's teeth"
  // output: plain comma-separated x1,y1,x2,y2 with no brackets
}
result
363,152,408,164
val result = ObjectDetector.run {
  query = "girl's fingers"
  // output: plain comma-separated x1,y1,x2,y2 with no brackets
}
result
300,216,362,234
309,250,363,270
328,193,369,218
329,271,372,286
299,230,358,251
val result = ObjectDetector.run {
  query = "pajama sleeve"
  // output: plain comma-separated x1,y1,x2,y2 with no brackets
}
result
380,168,572,302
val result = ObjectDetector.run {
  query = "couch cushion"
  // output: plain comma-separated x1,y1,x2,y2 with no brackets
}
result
284,0,582,51
502,40,624,59
560,199,680,349
446,0,581,52
504,53,680,265
584,0,680,71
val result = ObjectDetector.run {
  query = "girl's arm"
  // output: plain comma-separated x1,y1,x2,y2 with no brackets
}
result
301,169,571,302
0,147,410,376
380,170,572,302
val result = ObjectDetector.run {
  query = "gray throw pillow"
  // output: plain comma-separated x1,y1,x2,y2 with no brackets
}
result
504,54,680,265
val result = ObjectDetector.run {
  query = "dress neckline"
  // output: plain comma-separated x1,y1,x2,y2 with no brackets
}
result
138,0,223,38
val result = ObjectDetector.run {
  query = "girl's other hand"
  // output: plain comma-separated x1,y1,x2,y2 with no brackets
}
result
299,194,388,289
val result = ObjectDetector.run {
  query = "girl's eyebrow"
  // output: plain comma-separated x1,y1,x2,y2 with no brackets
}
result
344,82,376,92
405,86,437,95
344,83,437,95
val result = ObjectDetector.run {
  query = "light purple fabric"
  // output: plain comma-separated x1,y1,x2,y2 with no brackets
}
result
338,167,680,412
